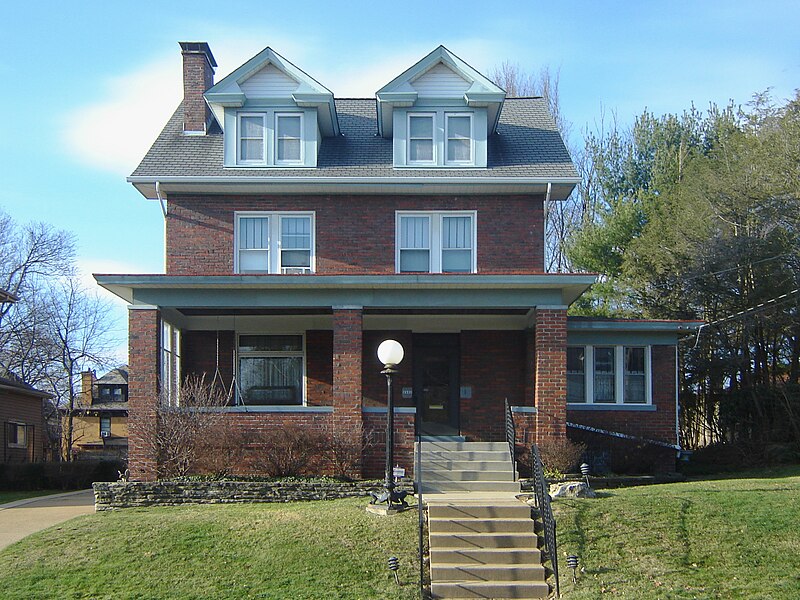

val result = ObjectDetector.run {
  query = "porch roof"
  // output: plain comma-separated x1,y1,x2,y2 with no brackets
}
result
95,273,596,310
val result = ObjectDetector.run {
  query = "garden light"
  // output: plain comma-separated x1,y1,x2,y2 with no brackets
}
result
566,554,579,583
388,556,400,584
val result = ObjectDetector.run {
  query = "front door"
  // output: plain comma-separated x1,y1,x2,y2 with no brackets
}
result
413,334,460,436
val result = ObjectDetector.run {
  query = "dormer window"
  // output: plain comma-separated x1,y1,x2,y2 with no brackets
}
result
238,114,266,163
276,113,303,163
446,114,473,164
408,114,435,164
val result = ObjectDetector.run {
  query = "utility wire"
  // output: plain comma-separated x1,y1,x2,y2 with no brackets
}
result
682,253,793,283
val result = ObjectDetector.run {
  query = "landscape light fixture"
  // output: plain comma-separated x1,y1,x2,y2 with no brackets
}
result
388,556,400,584
580,462,591,488
369,340,409,510
566,554,580,583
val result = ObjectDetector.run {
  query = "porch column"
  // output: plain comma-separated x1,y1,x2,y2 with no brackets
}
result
128,306,160,481
332,307,364,474
534,308,567,443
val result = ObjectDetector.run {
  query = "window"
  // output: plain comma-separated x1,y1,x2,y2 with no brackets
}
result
238,334,304,406
445,114,472,164
397,212,476,273
566,347,586,403
100,416,112,436
98,385,126,402
408,114,435,164
567,346,652,406
6,422,27,448
233,111,308,167
238,114,266,163
160,321,181,406
275,113,303,163
235,212,314,274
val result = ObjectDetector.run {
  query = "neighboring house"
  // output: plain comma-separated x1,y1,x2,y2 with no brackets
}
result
66,366,129,460
97,42,698,481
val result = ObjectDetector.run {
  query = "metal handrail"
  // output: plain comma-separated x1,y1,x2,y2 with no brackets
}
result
531,443,560,597
415,436,426,599
504,399,516,481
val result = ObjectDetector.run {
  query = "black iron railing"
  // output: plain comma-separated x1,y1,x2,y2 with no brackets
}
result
531,443,560,597
504,399,516,481
415,437,426,599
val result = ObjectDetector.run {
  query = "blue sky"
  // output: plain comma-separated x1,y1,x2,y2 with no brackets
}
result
1,1,798,360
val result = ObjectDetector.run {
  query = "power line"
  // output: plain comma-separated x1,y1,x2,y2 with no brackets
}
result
683,253,793,283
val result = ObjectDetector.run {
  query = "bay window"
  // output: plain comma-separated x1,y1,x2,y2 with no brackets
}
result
397,211,476,273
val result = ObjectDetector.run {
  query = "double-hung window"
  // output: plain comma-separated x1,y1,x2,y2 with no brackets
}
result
100,416,112,436
397,212,476,273
445,113,473,164
275,113,303,163
238,334,305,406
6,422,27,448
408,114,435,164
238,114,266,164
235,212,314,274
567,345,652,406
160,321,181,406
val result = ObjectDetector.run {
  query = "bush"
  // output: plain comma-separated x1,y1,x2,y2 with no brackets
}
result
251,425,324,477
0,460,126,491
536,438,587,478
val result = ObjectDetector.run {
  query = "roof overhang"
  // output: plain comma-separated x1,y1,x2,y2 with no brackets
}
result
567,317,704,345
95,273,597,309
127,176,579,200
0,380,52,399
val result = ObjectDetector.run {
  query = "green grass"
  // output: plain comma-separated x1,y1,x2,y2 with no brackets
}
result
556,466,800,598
0,497,419,600
0,490,63,505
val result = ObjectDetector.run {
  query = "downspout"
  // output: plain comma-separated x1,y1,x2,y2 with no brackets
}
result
155,181,167,218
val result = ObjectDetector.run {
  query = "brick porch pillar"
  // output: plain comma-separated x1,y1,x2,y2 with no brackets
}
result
534,308,567,443
332,307,364,476
128,306,160,481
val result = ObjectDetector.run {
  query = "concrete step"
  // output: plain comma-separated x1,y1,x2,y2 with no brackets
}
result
429,532,537,549
429,518,534,534
428,503,532,520
422,460,515,472
429,547,541,566
419,441,510,452
419,436,467,442
419,450,512,462
421,481,521,494
424,469,516,483
431,564,546,582
431,580,550,599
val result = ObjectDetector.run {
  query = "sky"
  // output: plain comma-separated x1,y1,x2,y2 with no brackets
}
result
1,0,798,362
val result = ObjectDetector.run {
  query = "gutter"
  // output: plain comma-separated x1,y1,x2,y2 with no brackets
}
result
127,175,582,186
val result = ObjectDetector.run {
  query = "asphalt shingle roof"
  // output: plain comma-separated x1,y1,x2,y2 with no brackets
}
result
131,98,577,179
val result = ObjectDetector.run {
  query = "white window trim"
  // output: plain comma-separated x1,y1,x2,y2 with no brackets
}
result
234,212,316,274
236,332,307,407
160,320,181,406
445,112,474,166
567,345,652,406
275,112,304,165
395,211,477,274
236,112,267,166
407,112,436,166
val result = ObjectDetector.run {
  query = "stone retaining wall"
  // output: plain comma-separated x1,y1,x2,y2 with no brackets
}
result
93,480,385,510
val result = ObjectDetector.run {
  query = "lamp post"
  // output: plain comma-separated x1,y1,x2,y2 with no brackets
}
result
377,339,404,507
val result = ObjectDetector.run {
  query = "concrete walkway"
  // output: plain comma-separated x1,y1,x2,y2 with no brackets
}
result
0,490,95,551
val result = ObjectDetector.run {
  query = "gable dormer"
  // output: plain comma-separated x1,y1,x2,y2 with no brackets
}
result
204,47,339,168
376,46,506,168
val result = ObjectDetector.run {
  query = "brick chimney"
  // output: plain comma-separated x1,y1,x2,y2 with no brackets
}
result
179,41,217,134
79,370,96,407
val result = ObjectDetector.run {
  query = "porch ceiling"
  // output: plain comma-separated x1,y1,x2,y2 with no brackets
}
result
94,274,597,309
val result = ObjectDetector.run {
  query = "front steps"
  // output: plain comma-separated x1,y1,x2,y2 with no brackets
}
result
419,441,549,599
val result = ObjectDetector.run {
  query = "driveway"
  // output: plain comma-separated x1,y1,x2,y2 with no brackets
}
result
0,489,95,551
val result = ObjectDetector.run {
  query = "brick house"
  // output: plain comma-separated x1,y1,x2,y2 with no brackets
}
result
97,43,697,481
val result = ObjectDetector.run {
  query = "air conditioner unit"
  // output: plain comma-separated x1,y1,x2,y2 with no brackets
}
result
281,267,312,274
100,431,111,438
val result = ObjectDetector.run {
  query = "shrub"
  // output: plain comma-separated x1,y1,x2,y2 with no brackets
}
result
536,438,586,478
0,460,125,491
251,424,324,477
319,422,376,481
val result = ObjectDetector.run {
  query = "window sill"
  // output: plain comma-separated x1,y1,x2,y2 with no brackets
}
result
567,403,656,412
224,405,333,413
510,406,537,414
362,406,417,414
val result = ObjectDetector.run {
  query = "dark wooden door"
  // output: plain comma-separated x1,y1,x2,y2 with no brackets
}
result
413,334,460,436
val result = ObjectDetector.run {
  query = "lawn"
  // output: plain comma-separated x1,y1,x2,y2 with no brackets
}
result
0,497,420,600
555,466,800,599
0,490,62,505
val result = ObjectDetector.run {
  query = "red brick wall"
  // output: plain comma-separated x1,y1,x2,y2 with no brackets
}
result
332,309,364,476
362,412,416,479
361,330,414,408
460,330,525,441
164,194,545,275
0,390,45,463
181,50,214,132
534,309,567,442
128,308,160,481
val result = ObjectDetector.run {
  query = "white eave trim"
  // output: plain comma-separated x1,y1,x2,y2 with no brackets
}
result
127,175,581,199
